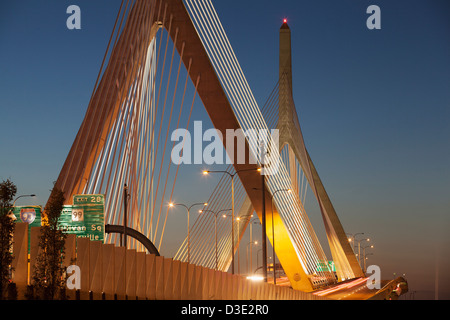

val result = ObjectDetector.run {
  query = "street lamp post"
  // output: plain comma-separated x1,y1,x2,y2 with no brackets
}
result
123,184,128,248
169,201,208,264
203,168,261,275
221,212,233,269
347,232,364,254
246,240,258,275
9,194,36,219
256,248,263,274
362,244,374,273
248,218,260,276
236,214,253,274
355,236,370,268
199,208,231,270
260,167,267,282
12,194,36,207
364,253,374,273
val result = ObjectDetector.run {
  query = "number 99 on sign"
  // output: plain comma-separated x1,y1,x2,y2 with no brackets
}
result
72,209,84,222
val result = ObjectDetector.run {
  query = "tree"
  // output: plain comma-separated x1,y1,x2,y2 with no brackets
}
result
32,185,66,300
0,179,17,300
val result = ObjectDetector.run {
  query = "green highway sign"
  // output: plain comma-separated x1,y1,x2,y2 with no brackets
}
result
12,206,42,226
316,260,336,272
12,206,43,252
58,194,105,242
73,194,105,206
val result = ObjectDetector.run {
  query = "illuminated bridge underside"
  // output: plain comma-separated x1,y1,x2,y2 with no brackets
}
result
51,0,358,292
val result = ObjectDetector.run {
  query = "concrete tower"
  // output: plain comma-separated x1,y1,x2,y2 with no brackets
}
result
277,19,364,280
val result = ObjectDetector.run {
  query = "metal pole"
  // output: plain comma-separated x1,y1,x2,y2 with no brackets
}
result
354,233,364,265
203,169,260,274
123,184,128,248
261,171,267,282
12,194,36,207
231,176,235,275
250,221,253,275
358,241,361,268
215,214,218,271
169,202,206,265
237,217,240,274
187,207,190,264
271,199,276,284
10,194,36,219
364,249,367,273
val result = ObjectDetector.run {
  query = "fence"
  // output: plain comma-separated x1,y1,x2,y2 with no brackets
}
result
11,222,327,300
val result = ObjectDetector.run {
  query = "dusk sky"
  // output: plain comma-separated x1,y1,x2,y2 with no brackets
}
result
0,0,449,300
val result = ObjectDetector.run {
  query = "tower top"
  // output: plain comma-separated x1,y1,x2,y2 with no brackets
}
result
281,18,290,29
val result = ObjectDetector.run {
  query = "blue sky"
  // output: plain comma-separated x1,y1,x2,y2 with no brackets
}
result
1,0,449,299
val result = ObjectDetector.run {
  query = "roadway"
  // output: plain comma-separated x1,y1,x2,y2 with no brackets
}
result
312,277,390,300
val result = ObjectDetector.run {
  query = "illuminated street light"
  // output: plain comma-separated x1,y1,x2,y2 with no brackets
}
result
246,275,264,282
9,194,36,220
199,208,231,270
169,201,207,264
13,194,36,207
203,168,261,275
347,232,364,253
236,214,253,274
247,218,260,277
355,236,370,268
362,244,374,273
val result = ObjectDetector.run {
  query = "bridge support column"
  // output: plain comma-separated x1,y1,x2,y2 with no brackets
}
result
278,20,363,281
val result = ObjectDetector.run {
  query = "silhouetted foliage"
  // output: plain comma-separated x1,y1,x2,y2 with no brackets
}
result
0,179,17,300
32,185,67,300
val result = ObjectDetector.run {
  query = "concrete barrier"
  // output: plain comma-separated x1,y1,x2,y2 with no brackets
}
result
10,223,328,300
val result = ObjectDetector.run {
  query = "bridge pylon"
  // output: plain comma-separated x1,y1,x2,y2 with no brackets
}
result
277,20,364,281
48,0,361,290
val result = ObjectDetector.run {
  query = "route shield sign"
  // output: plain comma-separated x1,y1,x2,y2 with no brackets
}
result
12,206,43,252
58,194,105,242
12,206,41,225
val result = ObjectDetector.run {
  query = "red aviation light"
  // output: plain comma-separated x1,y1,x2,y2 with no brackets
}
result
283,18,287,24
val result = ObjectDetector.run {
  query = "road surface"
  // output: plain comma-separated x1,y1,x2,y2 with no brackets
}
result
312,277,389,300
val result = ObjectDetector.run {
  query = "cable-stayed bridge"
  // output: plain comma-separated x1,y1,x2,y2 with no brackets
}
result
47,0,407,298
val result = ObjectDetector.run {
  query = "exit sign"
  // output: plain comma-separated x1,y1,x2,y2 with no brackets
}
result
58,194,105,242
73,194,104,206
